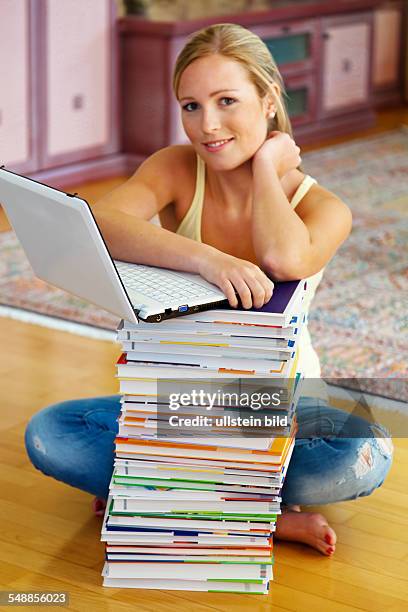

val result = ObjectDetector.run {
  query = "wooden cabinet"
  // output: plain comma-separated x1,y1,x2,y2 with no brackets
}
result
2,0,404,183
285,72,317,127
372,1,404,106
121,29,183,155
120,0,405,157
251,19,319,127
39,0,118,169
320,13,372,116
251,19,319,76
0,0,122,187
0,0,37,173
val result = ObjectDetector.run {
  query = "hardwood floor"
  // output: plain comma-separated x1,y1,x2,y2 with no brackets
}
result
0,107,407,610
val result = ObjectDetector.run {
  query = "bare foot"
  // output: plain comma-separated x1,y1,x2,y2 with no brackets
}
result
275,507,337,556
92,497,107,517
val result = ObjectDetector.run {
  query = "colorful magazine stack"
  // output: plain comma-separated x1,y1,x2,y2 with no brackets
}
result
101,280,307,593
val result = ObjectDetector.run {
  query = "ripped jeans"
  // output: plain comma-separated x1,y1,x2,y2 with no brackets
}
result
24,395,393,505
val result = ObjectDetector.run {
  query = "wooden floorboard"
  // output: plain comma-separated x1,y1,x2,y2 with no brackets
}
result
0,107,407,610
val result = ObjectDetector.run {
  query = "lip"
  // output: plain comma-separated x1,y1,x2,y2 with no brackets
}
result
202,137,234,152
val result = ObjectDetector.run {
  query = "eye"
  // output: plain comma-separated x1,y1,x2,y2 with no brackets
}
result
220,97,236,106
182,102,198,112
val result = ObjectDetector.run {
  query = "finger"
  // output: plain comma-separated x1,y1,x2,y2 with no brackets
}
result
243,276,266,309
267,280,274,302
231,277,253,309
259,275,274,303
220,278,238,307
251,267,274,304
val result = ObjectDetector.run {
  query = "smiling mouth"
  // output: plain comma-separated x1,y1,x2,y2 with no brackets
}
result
202,138,234,150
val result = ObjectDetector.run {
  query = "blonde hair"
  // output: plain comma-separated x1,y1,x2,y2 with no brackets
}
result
172,23,293,137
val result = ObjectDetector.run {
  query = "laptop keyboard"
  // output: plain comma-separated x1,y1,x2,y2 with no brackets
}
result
115,262,221,303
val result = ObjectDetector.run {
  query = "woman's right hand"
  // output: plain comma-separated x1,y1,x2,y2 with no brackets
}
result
253,131,301,178
198,250,274,309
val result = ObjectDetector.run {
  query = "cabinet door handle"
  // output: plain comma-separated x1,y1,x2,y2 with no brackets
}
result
72,94,84,110
281,25,291,34
342,58,352,73
322,32,330,40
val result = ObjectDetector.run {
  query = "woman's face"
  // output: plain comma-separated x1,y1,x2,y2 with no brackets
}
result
177,54,274,170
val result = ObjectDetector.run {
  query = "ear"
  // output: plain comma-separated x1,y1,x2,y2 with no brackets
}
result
263,99,276,121
263,83,280,118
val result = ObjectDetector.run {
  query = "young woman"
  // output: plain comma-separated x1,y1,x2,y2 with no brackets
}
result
25,24,393,556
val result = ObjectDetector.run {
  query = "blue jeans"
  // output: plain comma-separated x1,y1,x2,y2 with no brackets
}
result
24,395,393,505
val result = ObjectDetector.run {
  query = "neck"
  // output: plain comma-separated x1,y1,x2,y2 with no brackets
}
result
206,159,253,211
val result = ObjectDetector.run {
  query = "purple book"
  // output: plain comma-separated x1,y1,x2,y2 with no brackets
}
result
192,280,307,327
220,280,306,314
248,280,306,315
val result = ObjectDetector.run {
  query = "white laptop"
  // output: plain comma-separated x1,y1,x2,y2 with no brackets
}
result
0,167,228,324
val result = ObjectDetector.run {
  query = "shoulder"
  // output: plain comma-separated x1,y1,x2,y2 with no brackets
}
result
284,169,352,233
125,145,195,208
133,145,196,187
281,167,341,209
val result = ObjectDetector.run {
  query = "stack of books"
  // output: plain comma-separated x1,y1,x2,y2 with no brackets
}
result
101,280,307,593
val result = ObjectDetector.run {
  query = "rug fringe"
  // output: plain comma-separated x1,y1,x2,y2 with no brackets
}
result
0,304,116,341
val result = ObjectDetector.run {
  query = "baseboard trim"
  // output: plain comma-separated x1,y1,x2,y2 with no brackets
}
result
28,153,135,189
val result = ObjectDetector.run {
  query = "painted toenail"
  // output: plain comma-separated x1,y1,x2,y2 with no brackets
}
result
326,547,334,554
325,534,332,545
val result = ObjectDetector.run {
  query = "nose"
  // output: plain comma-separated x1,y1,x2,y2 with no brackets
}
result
201,106,221,134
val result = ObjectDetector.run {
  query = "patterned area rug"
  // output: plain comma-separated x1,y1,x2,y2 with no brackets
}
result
303,128,408,401
0,230,120,331
1,128,407,400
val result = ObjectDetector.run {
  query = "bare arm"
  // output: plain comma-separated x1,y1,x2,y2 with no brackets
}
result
93,147,213,273
93,146,274,308
251,133,352,280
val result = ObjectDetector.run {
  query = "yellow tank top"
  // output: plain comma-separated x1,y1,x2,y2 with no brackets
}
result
175,154,327,399
176,154,318,242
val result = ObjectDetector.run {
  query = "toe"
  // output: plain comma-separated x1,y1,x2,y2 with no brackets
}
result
316,541,333,555
92,496,107,516
308,513,337,555
324,526,337,547
315,537,336,556
314,532,336,556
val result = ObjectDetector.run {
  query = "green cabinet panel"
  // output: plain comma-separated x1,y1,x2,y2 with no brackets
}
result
264,33,310,66
286,87,308,118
